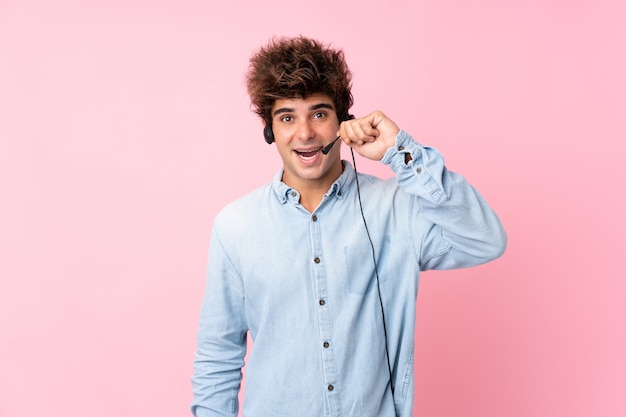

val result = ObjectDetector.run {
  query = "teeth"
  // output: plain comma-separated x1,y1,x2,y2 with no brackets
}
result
295,148,321,159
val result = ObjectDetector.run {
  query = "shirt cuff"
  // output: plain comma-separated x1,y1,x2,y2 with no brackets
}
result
381,129,422,172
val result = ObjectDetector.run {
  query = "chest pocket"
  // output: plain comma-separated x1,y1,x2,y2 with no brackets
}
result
343,235,389,294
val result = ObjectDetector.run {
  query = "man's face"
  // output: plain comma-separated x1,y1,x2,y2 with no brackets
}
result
270,94,343,190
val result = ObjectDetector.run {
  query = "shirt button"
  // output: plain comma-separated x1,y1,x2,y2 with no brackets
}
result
323,341,330,348
337,190,342,196
290,191,297,197
319,299,325,306
416,167,422,173
314,257,320,264
327,384,334,391
312,215,318,222
398,145,405,151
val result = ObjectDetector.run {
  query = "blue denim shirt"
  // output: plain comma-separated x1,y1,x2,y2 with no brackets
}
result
191,130,506,417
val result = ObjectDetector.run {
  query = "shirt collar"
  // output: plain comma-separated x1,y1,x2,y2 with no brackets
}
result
272,160,355,205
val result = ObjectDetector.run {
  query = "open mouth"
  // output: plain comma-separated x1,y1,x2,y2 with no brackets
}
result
295,148,322,160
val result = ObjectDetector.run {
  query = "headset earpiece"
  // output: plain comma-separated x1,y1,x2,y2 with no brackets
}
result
263,124,274,144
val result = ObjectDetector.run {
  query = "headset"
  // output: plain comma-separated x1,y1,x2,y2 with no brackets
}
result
263,114,355,145
263,114,397,409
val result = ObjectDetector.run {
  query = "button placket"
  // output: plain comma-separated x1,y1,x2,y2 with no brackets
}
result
309,208,339,411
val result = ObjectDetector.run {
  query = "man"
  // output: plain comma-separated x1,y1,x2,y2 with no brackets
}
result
191,36,506,417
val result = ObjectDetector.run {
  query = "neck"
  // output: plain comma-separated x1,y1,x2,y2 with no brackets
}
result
298,186,329,213
282,163,344,213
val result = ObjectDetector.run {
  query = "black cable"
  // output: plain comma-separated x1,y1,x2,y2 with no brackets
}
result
350,148,395,400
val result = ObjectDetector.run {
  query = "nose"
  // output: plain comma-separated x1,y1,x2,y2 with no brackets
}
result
295,119,314,141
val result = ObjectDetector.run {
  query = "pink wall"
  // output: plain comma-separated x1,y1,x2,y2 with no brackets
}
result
1,1,624,416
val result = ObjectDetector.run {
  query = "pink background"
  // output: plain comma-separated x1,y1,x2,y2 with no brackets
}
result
1,0,625,416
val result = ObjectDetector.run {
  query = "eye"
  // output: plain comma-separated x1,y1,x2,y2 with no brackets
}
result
312,111,327,120
279,115,293,123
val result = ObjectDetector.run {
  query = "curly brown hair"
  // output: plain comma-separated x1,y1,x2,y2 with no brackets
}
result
246,36,353,125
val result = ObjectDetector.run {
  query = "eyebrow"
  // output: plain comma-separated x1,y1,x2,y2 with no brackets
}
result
310,103,335,111
272,102,335,117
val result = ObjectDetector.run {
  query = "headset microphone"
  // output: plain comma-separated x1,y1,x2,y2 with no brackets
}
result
321,114,355,155
321,136,340,155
